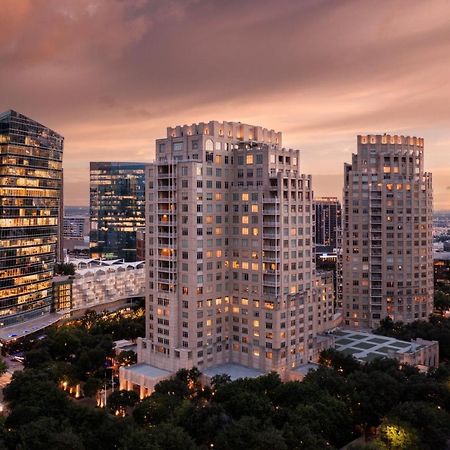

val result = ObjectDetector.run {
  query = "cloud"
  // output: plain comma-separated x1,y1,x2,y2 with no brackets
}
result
0,0,449,207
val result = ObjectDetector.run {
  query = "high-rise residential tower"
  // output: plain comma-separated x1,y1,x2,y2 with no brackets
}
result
0,110,64,327
314,197,341,249
90,162,146,262
121,121,337,391
342,134,433,329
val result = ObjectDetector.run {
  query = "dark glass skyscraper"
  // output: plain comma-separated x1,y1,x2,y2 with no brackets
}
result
0,110,63,326
314,197,341,249
90,162,146,262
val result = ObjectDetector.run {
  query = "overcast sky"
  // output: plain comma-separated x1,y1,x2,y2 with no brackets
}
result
2,0,450,209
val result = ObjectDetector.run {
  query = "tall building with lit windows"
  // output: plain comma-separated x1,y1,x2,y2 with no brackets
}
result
0,110,64,327
90,162,146,262
342,134,433,329
314,197,341,249
121,121,338,393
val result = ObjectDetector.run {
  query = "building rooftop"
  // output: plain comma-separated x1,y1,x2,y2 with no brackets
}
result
434,251,450,261
291,363,320,377
75,262,144,277
202,363,265,381
331,329,431,363
69,258,145,275
123,363,172,379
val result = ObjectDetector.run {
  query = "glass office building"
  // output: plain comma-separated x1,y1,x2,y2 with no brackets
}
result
0,110,64,326
90,162,146,262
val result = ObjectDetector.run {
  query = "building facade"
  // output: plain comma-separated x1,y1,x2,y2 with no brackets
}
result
314,196,341,249
63,215,90,255
0,110,64,327
434,251,450,285
64,216,89,239
342,134,433,329
136,228,146,262
90,162,146,262
130,121,337,381
53,259,145,315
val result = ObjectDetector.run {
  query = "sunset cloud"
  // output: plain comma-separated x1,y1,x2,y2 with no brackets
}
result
1,0,449,208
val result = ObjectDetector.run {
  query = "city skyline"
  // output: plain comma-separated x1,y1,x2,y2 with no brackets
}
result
1,0,450,209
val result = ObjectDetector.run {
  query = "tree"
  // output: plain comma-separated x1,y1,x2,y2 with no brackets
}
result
24,347,52,368
80,309,101,331
120,429,158,450
83,377,103,398
54,263,75,276
319,348,360,375
77,347,108,375
14,417,84,450
178,402,230,446
434,290,450,315
106,390,139,415
386,401,450,449
150,423,198,450
216,416,287,450
376,420,420,450
48,328,82,361
210,373,231,390
348,370,403,436
133,393,182,426
115,350,137,367
0,358,7,376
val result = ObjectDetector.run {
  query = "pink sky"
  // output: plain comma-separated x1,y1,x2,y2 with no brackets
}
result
1,0,449,209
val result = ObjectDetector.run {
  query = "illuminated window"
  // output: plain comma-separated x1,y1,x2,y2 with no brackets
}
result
246,155,253,164
242,193,249,201
242,227,249,235
251,204,258,212
252,228,259,236
242,216,249,224
205,139,213,150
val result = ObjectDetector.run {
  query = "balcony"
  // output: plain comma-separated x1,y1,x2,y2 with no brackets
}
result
263,197,280,204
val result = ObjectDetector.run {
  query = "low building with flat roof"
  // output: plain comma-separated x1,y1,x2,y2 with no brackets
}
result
332,329,439,369
119,363,172,399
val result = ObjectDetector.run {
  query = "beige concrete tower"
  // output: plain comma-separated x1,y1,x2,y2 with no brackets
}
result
136,121,336,379
342,135,433,329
